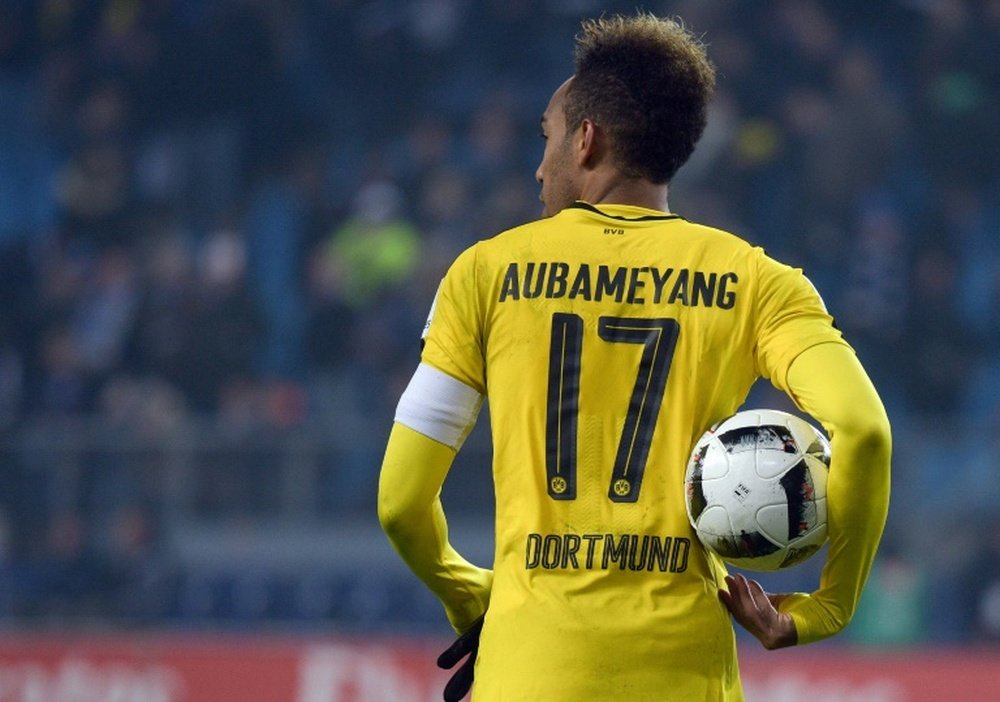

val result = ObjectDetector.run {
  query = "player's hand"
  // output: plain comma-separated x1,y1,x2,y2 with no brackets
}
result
719,573,797,650
437,616,484,701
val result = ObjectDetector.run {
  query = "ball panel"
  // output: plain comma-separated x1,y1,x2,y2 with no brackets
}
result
782,412,832,469
806,437,831,467
754,503,792,545
753,447,803,480
693,504,734,540
696,438,731,480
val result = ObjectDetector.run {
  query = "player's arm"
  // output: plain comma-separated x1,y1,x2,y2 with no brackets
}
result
377,363,492,633
723,341,891,647
777,341,891,644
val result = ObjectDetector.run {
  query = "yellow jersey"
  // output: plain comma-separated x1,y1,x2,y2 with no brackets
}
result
420,201,847,701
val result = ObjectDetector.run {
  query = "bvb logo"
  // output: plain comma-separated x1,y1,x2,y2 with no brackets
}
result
550,477,567,494
613,479,631,497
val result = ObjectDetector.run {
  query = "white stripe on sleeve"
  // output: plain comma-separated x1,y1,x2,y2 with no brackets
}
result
394,363,483,450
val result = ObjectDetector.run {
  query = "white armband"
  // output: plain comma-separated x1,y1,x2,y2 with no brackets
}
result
394,363,483,450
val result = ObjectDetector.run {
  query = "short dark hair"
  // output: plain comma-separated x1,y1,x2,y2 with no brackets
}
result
565,14,716,184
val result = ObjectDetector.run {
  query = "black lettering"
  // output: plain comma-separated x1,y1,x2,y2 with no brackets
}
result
628,535,650,571
541,534,562,569
692,272,716,307
650,267,674,304
602,534,630,569
499,263,520,302
717,272,738,309
524,262,547,299
646,536,670,572
672,538,690,573
525,533,541,569
595,266,626,302
668,269,689,305
582,534,602,569
627,267,649,304
529,532,690,572
569,264,592,301
545,261,569,300
547,262,570,299
563,534,581,569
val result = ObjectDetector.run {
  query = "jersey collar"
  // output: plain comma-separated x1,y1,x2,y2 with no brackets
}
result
566,201,681,222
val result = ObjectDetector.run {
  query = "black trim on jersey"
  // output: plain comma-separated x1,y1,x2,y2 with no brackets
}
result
567,201,682,222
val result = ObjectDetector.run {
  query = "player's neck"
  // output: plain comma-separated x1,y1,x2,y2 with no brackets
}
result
579,173,670,214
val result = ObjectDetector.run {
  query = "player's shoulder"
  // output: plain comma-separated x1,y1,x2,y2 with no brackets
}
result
482,216,548,246
437,219,540,284
452,217,550,266
676,218,760,254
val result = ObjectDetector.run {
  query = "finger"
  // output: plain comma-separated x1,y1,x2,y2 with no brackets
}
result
721,575,747,613
730,574,761,617
718,585,733,610
437,634,473,669
437,618,484,669
745,577,769,612
442,652,477,702
729,575,773,637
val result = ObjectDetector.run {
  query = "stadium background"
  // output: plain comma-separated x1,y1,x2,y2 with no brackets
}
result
0,0,997,699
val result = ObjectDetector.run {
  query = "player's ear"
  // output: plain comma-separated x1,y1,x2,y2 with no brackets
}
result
575,119,600,169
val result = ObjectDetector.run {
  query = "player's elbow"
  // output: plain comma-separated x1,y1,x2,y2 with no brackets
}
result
854,409,891,456
837,400,892,464
377,486,406,538
823,601,856,640
377,483,424,541
800,599,855,644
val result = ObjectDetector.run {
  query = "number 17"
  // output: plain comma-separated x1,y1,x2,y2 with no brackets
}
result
546,313,680,503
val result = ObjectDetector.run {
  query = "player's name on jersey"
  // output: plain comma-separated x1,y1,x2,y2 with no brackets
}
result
498,262,738,308
525,532,691,573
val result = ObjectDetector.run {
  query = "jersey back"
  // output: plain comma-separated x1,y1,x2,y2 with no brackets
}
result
421,202,846,701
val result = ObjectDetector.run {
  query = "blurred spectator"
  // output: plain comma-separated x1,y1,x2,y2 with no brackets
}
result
180,227,262,411
124,226,198,395
325,180,421,310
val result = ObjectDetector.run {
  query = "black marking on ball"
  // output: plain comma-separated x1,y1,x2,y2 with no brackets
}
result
779,459,815,540
718,424,797,454
711,530,780,559
687,444,709,520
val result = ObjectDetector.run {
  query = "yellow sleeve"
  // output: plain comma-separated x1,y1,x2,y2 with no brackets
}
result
377,422,492,633
753,251,848,386
774,342,892,644
421,244,487,394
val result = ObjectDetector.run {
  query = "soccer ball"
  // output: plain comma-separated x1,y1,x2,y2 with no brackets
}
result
684,409,830,571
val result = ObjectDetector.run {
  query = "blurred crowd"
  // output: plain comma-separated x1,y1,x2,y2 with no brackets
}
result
0,0,998,642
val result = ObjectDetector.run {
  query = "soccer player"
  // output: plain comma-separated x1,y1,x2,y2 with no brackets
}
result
378,13,891,701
